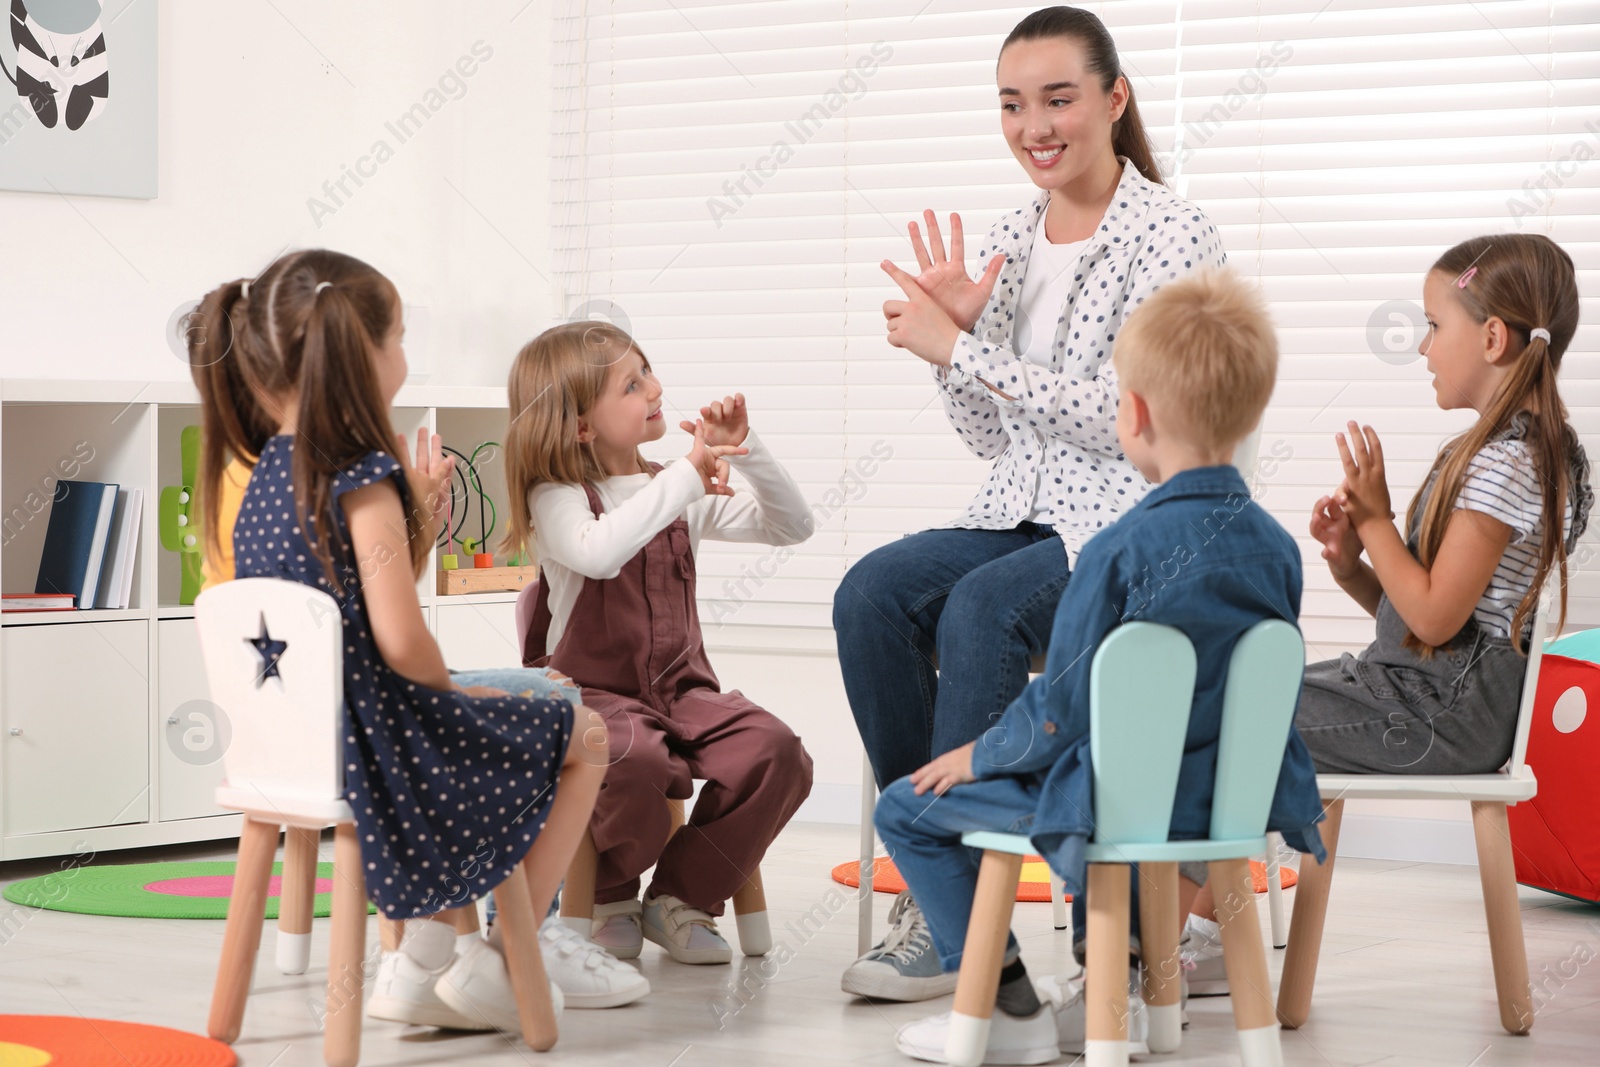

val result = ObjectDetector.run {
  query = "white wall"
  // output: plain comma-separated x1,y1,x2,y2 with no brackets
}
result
0,1,559,386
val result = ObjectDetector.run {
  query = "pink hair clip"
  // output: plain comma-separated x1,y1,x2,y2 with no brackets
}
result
1455,267,1477,288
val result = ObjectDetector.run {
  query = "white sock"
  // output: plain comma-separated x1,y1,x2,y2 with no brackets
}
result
456,930,481,954
399,918,457,970
1187,914,1221,943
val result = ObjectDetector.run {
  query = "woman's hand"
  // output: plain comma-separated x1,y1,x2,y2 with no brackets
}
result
394,427,455,546
910,741,977,796
882,260,964,367
1310,494,1365,580
684,420,748,497
906,210,1006,332
1334,422,1395,533
679,393,748,448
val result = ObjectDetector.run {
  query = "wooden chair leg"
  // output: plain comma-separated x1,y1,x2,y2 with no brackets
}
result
1138,862,1182,1054
1265,833,1287,949
208,816,280,1044
946,850,1024,1067
1472,801,1534,1035
324,821,367,1067
668,796,686,833
732,866,773,956
1212,857,1282,1066
1277,797,1343,1029
497,856,560,1050
559,829,599,934
277,826,319,975
1085,863,1131,1067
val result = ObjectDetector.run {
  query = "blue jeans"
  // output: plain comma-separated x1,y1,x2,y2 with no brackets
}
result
877,775,1149,969
833,525,1071,789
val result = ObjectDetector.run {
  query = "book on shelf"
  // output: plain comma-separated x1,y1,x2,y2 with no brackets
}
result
93,487,143,610
34,479,119,609
1,593,76,612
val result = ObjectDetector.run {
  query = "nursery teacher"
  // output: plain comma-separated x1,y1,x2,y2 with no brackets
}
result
834,4,1225,991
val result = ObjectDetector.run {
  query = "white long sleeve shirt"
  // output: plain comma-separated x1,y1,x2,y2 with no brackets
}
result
934,156,1226,566
528,430,813,649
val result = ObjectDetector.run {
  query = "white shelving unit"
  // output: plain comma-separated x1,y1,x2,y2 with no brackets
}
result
0,380,523,861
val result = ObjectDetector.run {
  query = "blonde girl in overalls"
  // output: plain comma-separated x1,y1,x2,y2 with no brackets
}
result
503,321,816,965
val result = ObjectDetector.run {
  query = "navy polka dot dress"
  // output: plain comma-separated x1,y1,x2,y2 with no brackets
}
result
233,436,574,918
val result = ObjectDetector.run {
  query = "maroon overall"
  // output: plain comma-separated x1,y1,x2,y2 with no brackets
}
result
523,476,813,915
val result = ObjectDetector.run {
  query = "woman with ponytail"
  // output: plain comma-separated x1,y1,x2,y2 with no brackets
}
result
838,6,1225,1001
186,250,627,1041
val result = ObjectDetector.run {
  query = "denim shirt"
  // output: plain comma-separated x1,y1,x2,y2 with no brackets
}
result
970,465,1327,893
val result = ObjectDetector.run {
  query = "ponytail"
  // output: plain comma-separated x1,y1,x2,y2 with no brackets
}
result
1001,6,1163,185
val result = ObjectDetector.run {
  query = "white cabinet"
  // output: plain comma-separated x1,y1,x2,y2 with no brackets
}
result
2,621,149,836
156,618,229,822
435,600,523,671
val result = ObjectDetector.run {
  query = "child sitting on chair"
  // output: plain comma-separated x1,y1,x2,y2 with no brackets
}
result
874,268,1326,1064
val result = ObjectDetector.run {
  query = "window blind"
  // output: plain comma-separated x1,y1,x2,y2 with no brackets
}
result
551,0,1596,651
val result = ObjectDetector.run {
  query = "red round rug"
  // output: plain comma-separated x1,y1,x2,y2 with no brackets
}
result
0,1016,234,1066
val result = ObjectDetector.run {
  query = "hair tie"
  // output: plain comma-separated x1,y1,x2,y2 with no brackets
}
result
1530,327,1551,344
314,281,332,294
1455,266,1477,288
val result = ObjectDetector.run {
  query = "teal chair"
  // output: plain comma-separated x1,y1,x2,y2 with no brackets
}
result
951,619,1304,1067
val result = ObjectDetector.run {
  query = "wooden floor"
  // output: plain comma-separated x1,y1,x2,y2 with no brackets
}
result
1,822,1597,1066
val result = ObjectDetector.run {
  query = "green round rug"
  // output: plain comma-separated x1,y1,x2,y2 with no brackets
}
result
1,861,376,919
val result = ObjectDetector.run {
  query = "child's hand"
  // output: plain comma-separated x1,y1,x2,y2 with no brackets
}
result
1333,422,1395,532
904,211,1006,332
395,427,455,545
1310,494,1364,580
910,741,977,796
685,420,748,498
882,260,964,367
677,393,749,448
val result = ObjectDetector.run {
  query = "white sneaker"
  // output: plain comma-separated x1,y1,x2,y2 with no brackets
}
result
365,950,494,1031
894,1007,1058,1065
1182,914,1229,996
435,937,564,1033
592,898,643,960
540,914,650,1008
1035,965,1149,1055
841,892,960,1002
641,892,732,965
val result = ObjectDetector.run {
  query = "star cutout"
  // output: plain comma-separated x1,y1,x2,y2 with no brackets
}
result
246,614,288,687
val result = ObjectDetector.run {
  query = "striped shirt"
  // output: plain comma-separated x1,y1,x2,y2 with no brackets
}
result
1456,438,1571,638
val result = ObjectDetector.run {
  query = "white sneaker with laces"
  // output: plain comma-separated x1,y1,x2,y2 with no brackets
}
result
1182,914,1229,996
365,950,494,1031
591,898,643,960
840,892,959,1001
435,937,564,1033
540,914,650,1008
894,1007,1058,1065
641,892,732,965
1034,964,1150,1055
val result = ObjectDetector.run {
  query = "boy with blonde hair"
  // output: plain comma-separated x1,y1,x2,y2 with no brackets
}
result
875,269,1326,1064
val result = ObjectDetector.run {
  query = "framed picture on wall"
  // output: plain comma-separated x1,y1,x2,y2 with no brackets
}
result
0,0,157,198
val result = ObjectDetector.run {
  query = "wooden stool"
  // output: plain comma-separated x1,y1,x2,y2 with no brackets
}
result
197,578,559,1065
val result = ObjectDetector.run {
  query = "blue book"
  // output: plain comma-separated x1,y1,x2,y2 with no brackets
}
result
35,480,119,607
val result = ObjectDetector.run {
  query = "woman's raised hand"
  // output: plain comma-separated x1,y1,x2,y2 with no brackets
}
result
684,419,747,497
905,210,1006,332
395,427,455,546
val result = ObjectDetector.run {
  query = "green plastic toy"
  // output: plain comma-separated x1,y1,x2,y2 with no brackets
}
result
159,425,205,605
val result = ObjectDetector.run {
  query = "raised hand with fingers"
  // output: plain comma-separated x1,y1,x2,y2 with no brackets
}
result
882,259,964,367
684,419,748,498
395,426,455,547
905,210,1007,332
678,393,748,448
1310,493,1364,580
1334,421,1395,532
